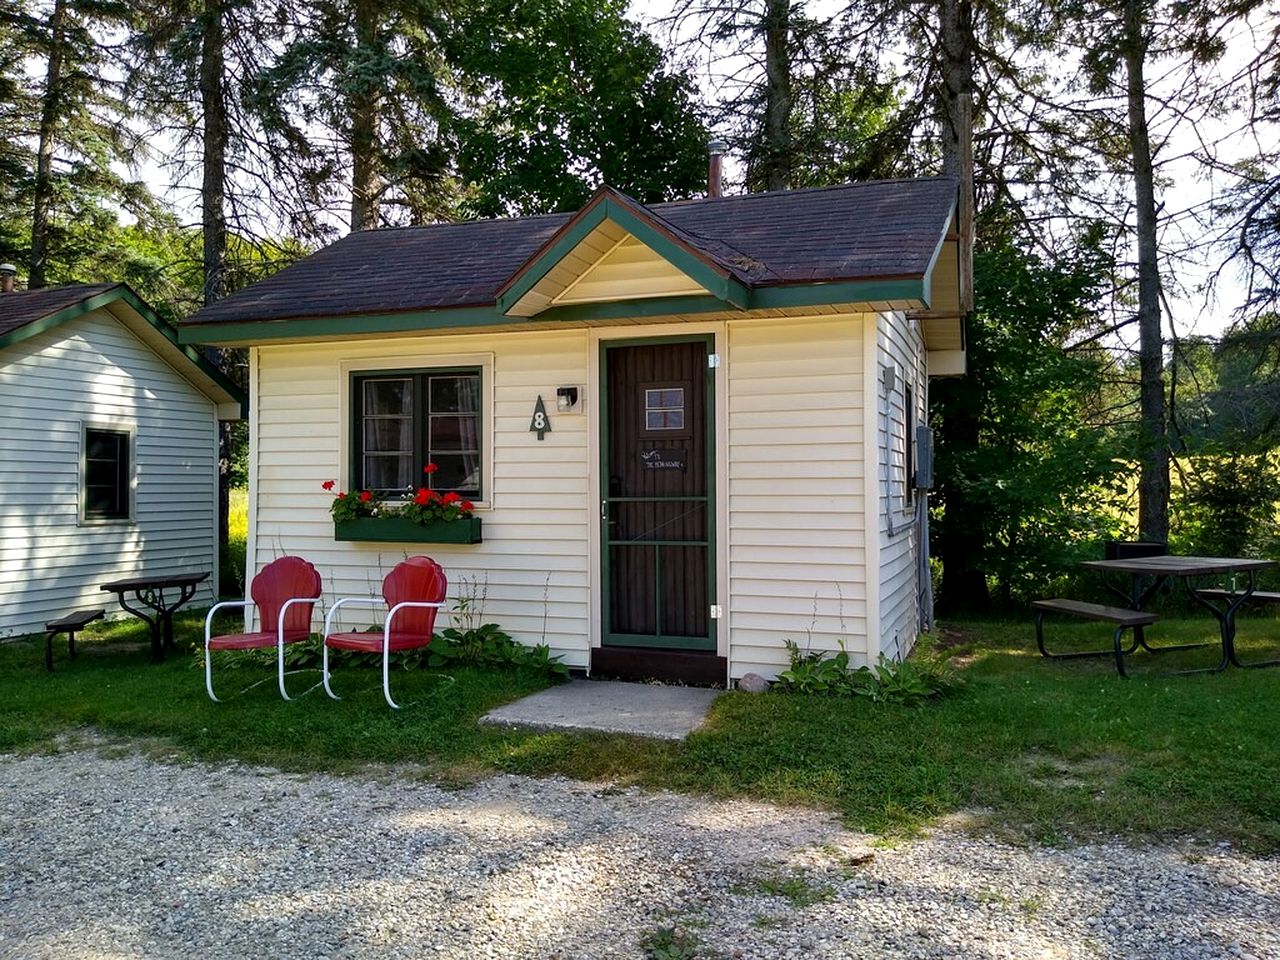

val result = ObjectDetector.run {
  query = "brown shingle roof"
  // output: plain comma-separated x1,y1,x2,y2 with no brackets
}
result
184,177,957,326
0,283,119,340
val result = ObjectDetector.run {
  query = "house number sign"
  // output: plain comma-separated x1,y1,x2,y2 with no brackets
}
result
640,448,686,471
529,395,551,440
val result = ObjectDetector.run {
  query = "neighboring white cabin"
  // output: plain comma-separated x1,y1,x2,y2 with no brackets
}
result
0,286,245,639
181,179,965,683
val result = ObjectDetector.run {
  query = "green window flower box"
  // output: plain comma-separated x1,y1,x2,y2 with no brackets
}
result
334,516,483,544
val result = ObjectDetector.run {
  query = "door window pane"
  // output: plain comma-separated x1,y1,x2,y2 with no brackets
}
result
644,387,685,431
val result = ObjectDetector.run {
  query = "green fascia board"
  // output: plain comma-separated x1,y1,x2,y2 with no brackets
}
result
495,194,750,314
750,277,926,310
0,284,248,417
179,304,515,345
177,276,929,346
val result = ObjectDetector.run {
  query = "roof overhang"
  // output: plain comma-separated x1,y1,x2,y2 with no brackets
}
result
178,275,931,347
0,284,247,418
912,201,967,377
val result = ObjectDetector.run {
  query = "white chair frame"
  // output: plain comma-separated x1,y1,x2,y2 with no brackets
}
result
322,598,446,709
204,595,321,702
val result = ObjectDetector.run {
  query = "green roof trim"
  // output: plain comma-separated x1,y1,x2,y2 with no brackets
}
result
177,275,928,346
0,284,247,417
495,187,751,315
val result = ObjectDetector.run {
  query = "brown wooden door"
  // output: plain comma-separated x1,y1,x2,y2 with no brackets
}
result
601,336,715,650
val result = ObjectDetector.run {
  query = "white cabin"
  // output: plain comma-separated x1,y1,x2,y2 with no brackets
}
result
180,180,965,683
0,284,245,638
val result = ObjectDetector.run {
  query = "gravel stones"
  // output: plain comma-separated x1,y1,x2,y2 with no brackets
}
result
1,742,1277,959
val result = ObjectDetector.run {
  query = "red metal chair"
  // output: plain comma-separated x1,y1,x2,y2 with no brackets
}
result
322,556,447,709
204,556,323,702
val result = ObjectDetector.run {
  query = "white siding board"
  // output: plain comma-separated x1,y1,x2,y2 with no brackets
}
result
726,315,869,679
0,310,219,638
876,311,928,660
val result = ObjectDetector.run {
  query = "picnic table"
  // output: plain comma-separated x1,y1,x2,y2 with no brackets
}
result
1080,555,1279,671
100,571,210,663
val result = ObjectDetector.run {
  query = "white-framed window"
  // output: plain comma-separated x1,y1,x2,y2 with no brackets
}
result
80,423,135,523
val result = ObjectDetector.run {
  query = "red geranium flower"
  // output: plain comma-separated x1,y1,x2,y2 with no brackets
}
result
359,490,372,503
442,491,461,504
322,480,336,491
460,500,474,512
423,463,439,474
426,489,440,501
414,488,430,505
338,492,347,499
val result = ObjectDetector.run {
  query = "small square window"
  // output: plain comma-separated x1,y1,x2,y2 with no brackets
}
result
644,387,685,431
84,427,130,520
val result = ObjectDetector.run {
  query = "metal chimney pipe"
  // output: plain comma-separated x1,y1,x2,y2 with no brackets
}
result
0,263,15,294
708,140,727,198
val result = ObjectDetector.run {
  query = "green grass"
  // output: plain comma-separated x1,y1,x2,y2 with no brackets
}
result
3,612,1279,851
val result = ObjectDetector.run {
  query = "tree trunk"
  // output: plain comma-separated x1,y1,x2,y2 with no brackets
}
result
933,379,991,616
934,0,985,613
1122,0,1169,544
938,0,974,311
29,0,67,290
200,0,235,593
349,0,382,230
762,0,792,192
201,0,228,305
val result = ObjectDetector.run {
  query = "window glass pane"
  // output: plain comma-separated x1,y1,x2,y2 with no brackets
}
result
430,375,480,413
84,429,127,519
429,414,481,452
430,453,481,497
363,454,413,492
363,378,412,414
364,418,413,453
644,386,685,431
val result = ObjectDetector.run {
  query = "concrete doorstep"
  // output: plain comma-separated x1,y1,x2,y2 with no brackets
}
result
479,679,721,741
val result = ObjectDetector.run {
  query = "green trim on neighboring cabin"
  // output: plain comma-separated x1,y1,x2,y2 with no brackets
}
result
177,276,929,347
495,188,751,314
0,284,248,417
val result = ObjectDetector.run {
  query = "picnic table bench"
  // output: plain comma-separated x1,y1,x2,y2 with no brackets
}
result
1031,599,1159,678
44,608,104,672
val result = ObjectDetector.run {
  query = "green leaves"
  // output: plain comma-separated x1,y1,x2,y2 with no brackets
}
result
776,640,960,704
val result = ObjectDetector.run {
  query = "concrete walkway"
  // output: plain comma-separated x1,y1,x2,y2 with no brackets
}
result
479,679,720,740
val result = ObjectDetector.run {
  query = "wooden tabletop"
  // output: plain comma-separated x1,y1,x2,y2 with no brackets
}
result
1081,556,1277,577
100,571,210,592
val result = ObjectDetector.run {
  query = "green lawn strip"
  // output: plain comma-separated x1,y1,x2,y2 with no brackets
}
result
2,612,1278,850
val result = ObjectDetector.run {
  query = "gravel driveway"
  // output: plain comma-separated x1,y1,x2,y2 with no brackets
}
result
1,743,1276,960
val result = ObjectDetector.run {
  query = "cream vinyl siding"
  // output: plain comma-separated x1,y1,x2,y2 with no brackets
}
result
0,308,219,638
725,314,869,678
876,311,927,659
251,330,592,667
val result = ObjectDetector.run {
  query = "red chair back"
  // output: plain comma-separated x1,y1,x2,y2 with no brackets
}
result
252,556,322,639
383,556,447,639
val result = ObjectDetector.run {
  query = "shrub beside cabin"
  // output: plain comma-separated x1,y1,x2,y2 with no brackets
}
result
180,179,966,683
0,281,245,638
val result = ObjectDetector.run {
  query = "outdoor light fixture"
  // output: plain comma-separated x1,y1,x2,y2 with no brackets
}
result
556,386,580,411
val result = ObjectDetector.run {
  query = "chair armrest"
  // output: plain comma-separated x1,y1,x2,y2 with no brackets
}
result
205,599,252,646
276,595,323,645
384,601,447,643
322,596,387,638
